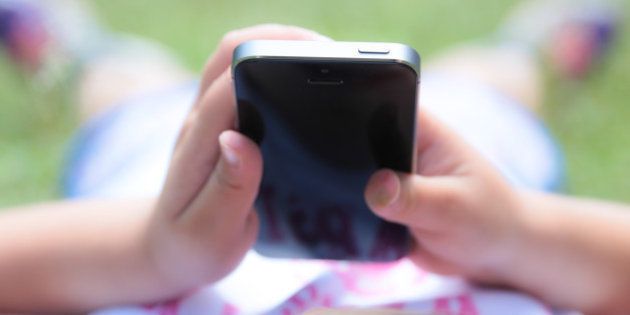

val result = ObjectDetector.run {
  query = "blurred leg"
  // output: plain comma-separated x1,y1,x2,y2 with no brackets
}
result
426,44,543,112
75,38,193,123
424,0,619,114
0,0,193,123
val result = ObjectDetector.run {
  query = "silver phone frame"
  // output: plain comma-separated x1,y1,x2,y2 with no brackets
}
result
232,40,420,77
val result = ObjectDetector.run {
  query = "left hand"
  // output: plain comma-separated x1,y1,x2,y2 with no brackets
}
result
145,24,332,292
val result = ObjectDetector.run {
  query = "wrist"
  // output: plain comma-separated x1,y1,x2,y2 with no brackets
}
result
477,188,534,285
144,208,245,295
144,217,198,294
496,190,578,304
495,190,543,283
507,192,630,313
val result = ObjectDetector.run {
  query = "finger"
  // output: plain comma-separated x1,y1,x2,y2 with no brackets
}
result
176,25,331,152
197,24,332,101
415,110,475,176
181,130,262,243
175,25,330,149
365,169,465,230
159,70,235,218
407,240,463,276
173,131,262,284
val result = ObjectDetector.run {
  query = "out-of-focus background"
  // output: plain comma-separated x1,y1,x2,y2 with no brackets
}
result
0,0,628,207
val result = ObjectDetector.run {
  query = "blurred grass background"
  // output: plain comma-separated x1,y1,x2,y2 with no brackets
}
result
0,0,628,207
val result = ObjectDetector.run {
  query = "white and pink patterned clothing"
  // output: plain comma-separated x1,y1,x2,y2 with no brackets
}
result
94,254,558,315
64,73,567,315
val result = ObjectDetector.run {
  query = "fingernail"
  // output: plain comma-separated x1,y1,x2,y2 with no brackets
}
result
219,131,241,168
368,170,400,209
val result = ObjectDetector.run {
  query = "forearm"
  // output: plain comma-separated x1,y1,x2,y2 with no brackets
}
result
0,199,177,313
506,191,630,314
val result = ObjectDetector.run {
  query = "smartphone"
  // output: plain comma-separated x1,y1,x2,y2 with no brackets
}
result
232,40,420,261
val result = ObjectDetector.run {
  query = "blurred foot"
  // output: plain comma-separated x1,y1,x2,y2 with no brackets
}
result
0,0,49,72
498,0,621,80
0,0,107,83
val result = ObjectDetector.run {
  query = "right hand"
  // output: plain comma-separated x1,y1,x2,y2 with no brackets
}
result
144,25,331,292
364,111,525,284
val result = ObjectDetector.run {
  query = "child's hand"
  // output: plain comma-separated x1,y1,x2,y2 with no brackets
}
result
144,25,331,291
364,111,523,283
365,111,630,314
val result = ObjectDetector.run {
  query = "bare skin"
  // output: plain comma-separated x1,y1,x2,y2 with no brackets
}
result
0,25,327,314
363,109,630,314
1,24,629,315
362,24,630,315
425,44,543,112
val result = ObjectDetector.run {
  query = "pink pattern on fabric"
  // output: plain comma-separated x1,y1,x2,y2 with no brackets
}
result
386,302,406,310
278,283,336,315
220,302,239,315
434,297,451,314
457,295,477,315
142,299,180,315
330,260,427,297
432,294,479,315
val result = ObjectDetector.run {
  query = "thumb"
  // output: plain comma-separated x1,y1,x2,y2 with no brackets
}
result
365,169,462,230
181,130,263,234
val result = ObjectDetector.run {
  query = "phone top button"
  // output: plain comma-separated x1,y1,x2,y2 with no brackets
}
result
358,47,390,54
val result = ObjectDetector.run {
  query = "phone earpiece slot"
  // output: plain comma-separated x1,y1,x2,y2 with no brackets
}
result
307,78,344,85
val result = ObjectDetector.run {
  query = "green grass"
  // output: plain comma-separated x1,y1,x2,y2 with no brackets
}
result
0,0,628,206
0,54,75,206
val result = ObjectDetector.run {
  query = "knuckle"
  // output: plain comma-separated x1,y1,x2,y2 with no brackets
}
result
424,186,464,225
199,30,242,77
196,90,213,114
196,74,232,117
219,30,242,52
435,186,463,208
216,168,246,192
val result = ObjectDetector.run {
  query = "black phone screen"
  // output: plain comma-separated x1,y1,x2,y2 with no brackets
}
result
234,59,417,261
